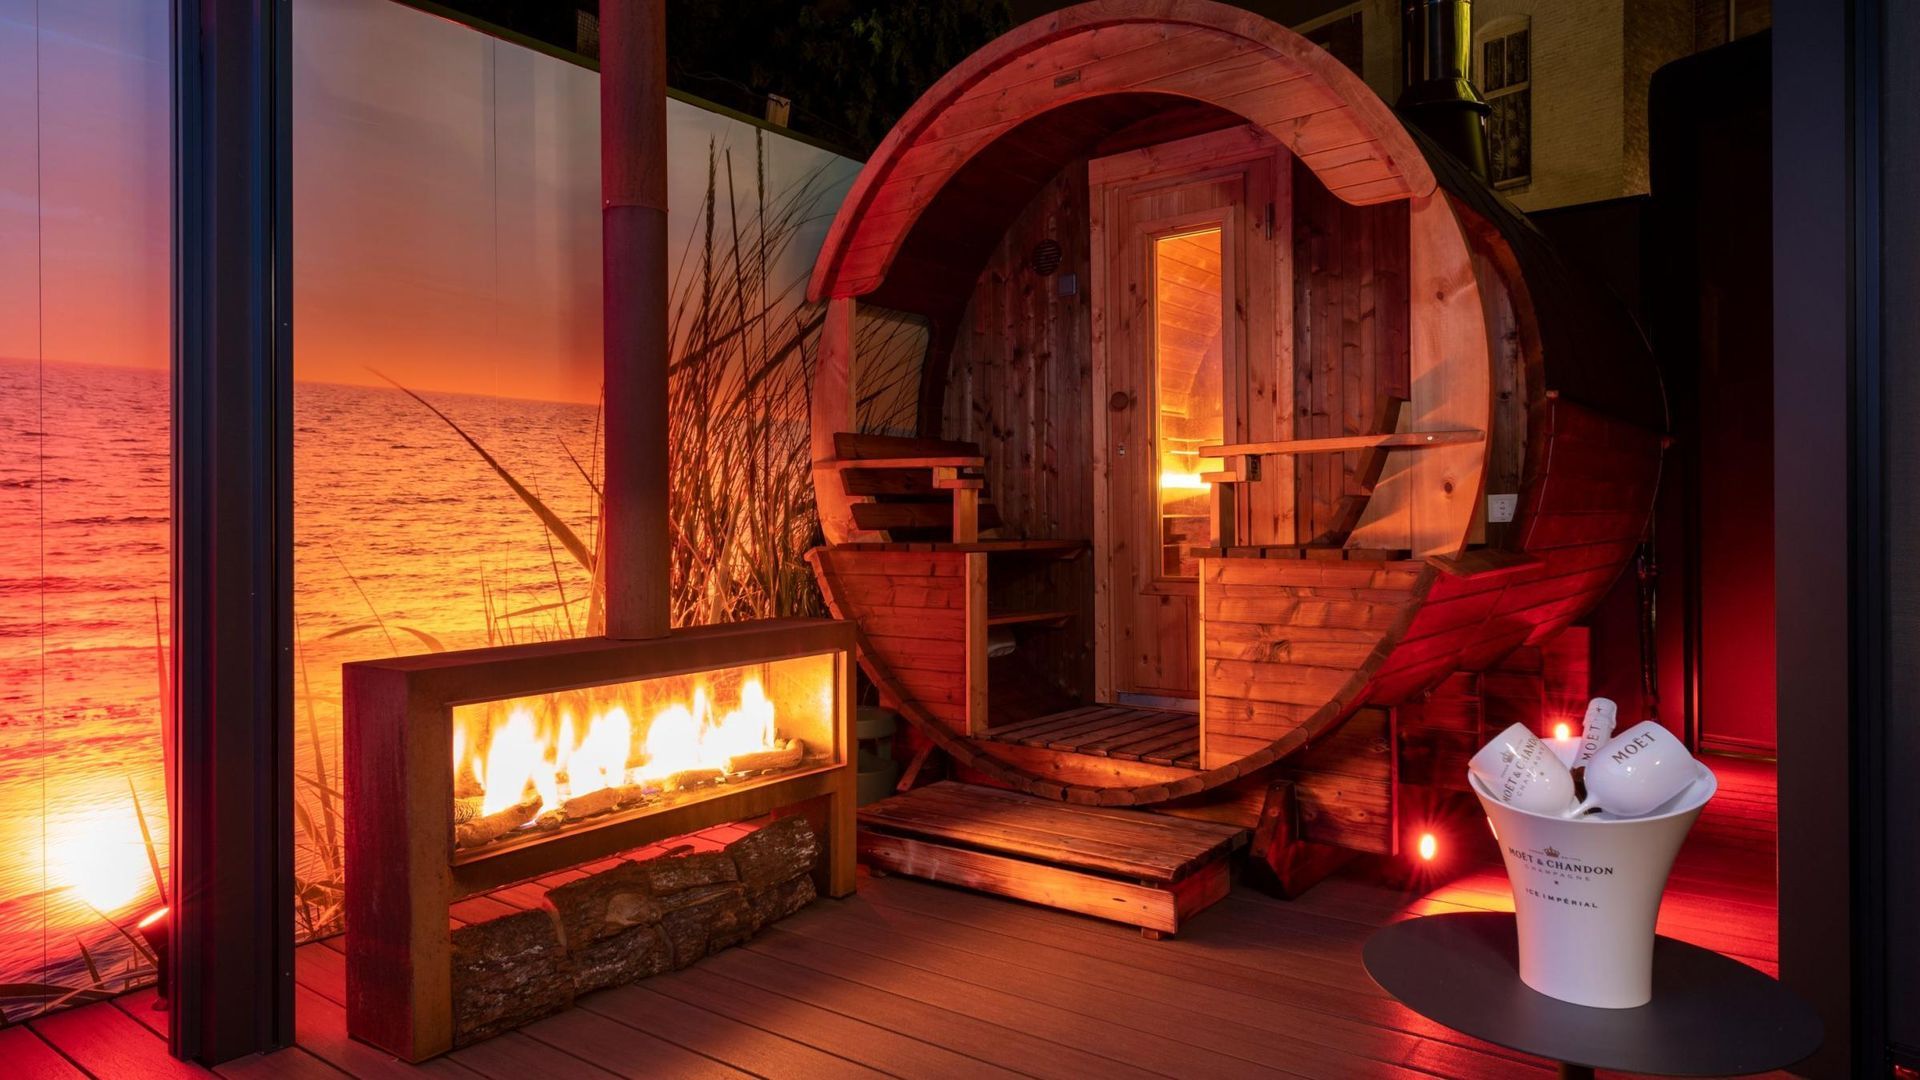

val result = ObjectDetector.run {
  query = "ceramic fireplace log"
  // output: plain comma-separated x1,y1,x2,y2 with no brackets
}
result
453,796,542,848
558,785,628,820
664,767,725,790
726,738,805,774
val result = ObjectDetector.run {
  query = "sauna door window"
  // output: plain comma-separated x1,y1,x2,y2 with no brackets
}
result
1153,227,1227,579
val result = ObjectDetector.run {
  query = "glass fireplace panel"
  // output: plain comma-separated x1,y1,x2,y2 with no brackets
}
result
450,651,838,858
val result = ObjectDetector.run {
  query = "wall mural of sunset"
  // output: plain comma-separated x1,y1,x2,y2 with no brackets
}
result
0,0,173,1023
1,0,924,1022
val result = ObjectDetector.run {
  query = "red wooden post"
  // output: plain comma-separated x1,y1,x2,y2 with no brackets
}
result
601,0,671,640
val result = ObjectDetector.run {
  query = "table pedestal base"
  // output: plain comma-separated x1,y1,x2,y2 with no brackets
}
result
1362,913,1820,1078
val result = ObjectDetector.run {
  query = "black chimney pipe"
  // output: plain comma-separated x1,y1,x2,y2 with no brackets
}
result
601,0,671,641
1397,0,1491,181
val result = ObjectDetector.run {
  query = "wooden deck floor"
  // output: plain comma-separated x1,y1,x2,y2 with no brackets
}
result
11,756,1779,1080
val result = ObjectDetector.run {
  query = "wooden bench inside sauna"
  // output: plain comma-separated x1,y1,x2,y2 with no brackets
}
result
806,0,1666,933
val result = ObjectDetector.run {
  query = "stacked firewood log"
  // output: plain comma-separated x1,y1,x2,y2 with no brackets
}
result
449,815,821,1045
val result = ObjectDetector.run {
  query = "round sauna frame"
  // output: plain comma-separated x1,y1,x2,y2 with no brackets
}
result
805,0,1665,807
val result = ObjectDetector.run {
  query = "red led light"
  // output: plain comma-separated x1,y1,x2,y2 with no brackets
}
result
1417,832,1438,861
137,906,170,930
1553,721,1572,740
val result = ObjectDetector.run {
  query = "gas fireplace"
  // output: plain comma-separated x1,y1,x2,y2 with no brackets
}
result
450,651,838,858
344,619,856,1061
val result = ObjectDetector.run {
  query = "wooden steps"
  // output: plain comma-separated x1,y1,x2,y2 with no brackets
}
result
858,781,1246,937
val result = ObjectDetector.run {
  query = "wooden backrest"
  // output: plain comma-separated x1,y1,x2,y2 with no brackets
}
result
1314,394,1408,546
840,467,939,498
849,501,1004,534
832,431,993,542
833,432,983,461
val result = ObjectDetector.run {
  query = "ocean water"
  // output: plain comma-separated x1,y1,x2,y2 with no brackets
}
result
0,358,171,1017
0,358,599,1018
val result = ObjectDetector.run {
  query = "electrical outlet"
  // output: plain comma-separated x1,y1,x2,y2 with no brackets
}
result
1487,493,1518,523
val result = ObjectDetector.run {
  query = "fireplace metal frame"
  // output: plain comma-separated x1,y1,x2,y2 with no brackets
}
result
343,618,856,1061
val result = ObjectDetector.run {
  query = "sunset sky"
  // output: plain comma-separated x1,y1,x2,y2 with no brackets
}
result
289,0,857,405
0,0,169,374
2,0,856,407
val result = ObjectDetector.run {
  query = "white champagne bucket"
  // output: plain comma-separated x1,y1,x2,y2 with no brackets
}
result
1471,763,1717,1008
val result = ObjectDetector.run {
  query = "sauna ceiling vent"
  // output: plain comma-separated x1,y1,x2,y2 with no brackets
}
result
1028,238,1063,276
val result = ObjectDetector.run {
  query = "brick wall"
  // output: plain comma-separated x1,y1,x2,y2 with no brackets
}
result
1624,0,1701,196
1284,0,1771,212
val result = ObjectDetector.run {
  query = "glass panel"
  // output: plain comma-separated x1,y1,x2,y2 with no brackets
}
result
1506,30,1530,85
0,0,172,1022
450,652,838,860
1483,38,1507,91
1153,227,1225,579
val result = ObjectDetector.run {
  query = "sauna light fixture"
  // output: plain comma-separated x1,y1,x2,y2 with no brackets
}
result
1159,470,1210,491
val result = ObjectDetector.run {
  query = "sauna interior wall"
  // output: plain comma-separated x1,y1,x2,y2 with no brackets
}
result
940,161,1096,703
1289,159,1412,545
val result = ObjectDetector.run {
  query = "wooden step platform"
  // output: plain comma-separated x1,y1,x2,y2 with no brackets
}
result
981,704,1201,767
857,781,1247,937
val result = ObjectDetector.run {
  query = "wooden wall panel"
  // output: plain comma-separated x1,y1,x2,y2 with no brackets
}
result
1198,557,1423,768
1278,706,1395,854
809,548,974,732
941,163,1096,702
1287,160,1411,545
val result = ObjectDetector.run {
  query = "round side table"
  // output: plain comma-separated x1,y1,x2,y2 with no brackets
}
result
1363,912,1821,1079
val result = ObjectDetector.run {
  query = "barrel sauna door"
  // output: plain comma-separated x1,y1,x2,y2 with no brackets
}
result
1091,130,1287,702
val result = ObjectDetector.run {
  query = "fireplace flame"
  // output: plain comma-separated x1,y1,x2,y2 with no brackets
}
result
571,706,632,797
479,708,553,816
459,675,800,828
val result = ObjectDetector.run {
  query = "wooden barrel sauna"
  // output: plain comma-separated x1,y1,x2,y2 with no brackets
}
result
804,0,1665,848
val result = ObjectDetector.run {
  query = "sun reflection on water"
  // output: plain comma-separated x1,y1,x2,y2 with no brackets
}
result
47,804,153,916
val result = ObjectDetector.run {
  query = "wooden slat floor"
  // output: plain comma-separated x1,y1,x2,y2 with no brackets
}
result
16,755,1778,1080
981,704,1201,768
